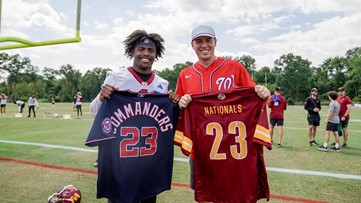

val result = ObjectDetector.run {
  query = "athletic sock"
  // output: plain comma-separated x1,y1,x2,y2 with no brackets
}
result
323,143,328,148
335,143,340,148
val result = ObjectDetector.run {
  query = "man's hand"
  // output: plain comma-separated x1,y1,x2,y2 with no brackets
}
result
99,84,119,101
313,108,320,112
255,85,270,99
168,90,180,103
178,94,192,109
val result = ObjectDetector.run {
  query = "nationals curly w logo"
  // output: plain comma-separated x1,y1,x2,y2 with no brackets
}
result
101,117,112,134
215,75,235,90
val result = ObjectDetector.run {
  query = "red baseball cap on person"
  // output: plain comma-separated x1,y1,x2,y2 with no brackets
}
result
191,25,216,41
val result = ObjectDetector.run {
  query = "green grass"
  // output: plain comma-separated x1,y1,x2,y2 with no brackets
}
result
0,102,360,202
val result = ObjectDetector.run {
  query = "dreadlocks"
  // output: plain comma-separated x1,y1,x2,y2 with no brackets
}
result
123,30,165,61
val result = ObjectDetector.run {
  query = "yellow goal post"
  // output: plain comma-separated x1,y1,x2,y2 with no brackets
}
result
0,0,82,50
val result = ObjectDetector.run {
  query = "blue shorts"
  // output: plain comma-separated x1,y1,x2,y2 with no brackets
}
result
307,114,320,126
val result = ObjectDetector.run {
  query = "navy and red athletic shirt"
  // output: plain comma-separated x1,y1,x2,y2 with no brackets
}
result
86,91,179,203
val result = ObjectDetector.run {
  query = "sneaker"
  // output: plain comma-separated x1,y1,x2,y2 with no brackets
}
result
330,147,341,152
331,142,335,146
342,143,347,147
277,144,282,148
309,141,317,146
94,161,98,167
317,145,328,151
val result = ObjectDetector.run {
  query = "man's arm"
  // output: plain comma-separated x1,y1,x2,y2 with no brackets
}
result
343,104,352,118
304,98,311,111
90,84,119,117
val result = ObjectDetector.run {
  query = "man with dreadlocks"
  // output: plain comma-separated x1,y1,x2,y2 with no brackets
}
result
88,30,179,203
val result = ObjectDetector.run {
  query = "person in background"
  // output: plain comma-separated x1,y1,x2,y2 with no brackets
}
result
304,88,321,146
268,87,287,148
336,87,352,147
27,93,39,117
1,93,8,116
14,100,26,113
75,92,83,119
73,95,77,111
317,91,340,152
51,97,55,108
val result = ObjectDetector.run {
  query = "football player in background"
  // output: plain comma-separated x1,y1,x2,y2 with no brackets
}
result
27,93,39,117
74,92,83,119
336,87,352,147
1,93,8,116
175,25,271,203
14,100,26,113
268,87,287,147
89,29,179,203
304,88,321,146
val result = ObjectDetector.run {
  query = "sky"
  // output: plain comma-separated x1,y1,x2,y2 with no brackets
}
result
1,0,361,74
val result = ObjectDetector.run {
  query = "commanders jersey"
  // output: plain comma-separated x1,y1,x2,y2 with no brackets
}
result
90,67,169,117
175,57,255,97
174,87,271,203
86,91,179,203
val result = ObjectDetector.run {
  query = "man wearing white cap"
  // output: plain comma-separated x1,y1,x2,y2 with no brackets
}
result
174,25,271,203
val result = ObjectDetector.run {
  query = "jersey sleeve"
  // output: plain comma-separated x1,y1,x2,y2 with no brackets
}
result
174,109,192,156
253,101,272,150
85,99,116,147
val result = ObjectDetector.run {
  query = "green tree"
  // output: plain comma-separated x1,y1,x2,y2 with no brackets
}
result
80,67,112,102
314,56,347,97
274,53,313,103
56,64,82,102
235,55,256,75
42,67,59,100
0,53,33,98
157,61,192,91
344,47,361,101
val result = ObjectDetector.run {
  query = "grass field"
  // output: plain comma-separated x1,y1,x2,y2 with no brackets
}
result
0,102,360,203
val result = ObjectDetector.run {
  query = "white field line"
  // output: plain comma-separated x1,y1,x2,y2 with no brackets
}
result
283,126,361,133
1,139,361,180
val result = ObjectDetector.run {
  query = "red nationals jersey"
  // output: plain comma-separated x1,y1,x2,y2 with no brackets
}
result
176,57,255,97
174,87,271,203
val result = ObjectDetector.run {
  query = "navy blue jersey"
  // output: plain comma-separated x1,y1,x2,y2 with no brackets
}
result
85,91,179,203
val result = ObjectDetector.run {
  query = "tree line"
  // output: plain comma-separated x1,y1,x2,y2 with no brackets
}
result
1,47,360,104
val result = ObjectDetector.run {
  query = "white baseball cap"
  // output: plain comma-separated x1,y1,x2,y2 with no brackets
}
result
191,25,216,41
